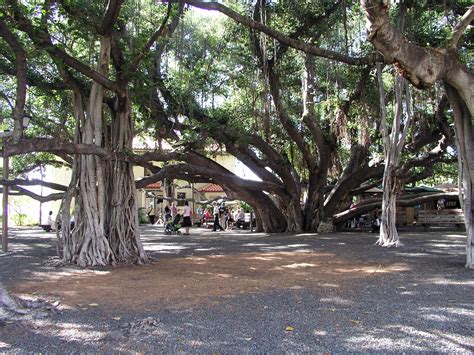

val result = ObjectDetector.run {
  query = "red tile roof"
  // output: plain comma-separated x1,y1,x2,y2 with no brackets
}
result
198,183,223,192
145,181,161,189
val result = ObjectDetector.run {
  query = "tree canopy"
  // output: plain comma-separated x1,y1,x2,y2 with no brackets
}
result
0,0,472,266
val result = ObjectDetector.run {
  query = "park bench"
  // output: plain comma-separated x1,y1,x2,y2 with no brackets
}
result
417,209,465,228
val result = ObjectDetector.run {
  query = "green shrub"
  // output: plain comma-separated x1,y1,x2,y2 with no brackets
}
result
138,207,148,224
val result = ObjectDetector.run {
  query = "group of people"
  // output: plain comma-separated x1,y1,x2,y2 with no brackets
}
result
347,208,381,233
146,201,191,235
210,202,246,232
146,200,248,235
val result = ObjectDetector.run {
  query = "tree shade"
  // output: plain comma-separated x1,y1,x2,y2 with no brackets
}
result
0,0,471,266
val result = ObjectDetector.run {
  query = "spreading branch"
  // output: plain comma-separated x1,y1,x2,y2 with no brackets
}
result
0,178,67,191
333,192,459,224
161,0,377,66
0,17,27,142
0,186,65,203
6,0,119,92
361,0,474,116
130,1,180,72
449,6,474,49
98,0,125,35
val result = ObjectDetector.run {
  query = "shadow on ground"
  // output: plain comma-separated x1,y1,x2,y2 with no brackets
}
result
0,226,472,352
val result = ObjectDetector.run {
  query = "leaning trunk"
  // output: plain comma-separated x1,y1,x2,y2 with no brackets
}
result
237,189,287,233
445,84,474,268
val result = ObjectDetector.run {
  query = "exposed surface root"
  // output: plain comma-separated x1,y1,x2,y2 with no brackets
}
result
0,282,50,323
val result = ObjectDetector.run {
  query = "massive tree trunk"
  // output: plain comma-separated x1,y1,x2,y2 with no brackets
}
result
62,37,113,266
362,0,474,267
61,37,147,266
107,92,148,263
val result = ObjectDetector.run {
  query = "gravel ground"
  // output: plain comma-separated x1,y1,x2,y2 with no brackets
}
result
0,225,473,353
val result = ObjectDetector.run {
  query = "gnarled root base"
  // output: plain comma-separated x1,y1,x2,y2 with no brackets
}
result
317,221,335,233
375,238,403,248
0,282,47,323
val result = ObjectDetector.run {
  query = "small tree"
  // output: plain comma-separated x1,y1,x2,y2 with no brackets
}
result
362,0,474,267
376,64,412,247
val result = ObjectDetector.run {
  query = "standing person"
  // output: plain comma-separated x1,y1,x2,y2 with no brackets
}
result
146,202,155,225
226,209,235,230
212,202,224,231
47,211,56,231
164,205,171,222
182,201,192,235
204,208,211,224
219,202,227,230
372,208,380,233
171,203,178,218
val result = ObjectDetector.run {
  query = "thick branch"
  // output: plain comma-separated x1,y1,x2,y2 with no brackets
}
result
130,1,178,71
450,6,474,49
0,178,67,191
2,186,65,203
164,0,376,66
6,0,118,91
362,0,474,115
98,0,124,35
267,64,314,171
333,192,459,224
0,17,27,142
4,138,177,166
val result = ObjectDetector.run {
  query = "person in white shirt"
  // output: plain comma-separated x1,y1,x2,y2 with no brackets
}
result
47,211,56,231
235,208,245,229
182,201,192,235
212,202,224,231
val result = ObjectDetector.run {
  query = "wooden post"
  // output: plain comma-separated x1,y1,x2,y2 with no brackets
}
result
250,211,254,232
2,151,9,252
191,182,195,218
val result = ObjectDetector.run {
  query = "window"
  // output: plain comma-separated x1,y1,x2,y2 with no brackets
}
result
177,192,186,206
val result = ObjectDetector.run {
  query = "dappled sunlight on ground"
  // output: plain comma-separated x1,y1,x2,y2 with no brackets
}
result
41,320,106,342
1,226,472,352
424,277,474,286
345,324,473,352
12,246,412,311
320,296,354,306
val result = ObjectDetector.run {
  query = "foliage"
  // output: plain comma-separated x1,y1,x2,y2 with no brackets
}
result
0,0,469,236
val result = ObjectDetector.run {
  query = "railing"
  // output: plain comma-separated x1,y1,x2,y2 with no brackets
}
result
417,209,465,226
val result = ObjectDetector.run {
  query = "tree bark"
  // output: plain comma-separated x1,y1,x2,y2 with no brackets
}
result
63,37,113,266
376,64,412,247
106,91,148,263
60,36,147,266
362,0,474,266
445,84,474,268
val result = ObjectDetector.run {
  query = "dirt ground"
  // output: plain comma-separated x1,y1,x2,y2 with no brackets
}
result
0,226,473,352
